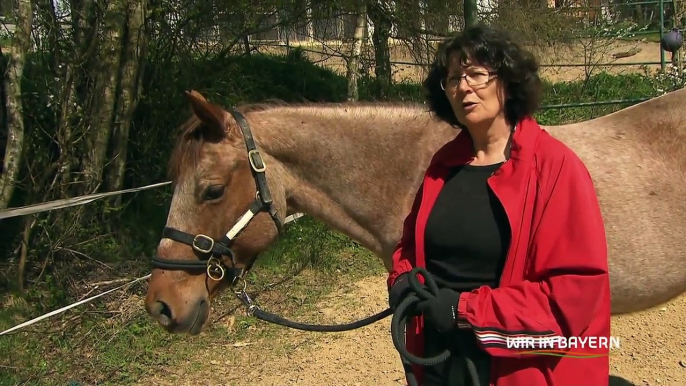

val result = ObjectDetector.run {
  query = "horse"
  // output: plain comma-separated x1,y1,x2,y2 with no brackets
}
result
144,87,686,335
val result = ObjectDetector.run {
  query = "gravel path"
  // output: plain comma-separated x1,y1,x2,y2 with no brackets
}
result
138,273,686,386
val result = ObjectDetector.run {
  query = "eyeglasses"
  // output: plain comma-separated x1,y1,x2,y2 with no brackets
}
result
440,70,496,91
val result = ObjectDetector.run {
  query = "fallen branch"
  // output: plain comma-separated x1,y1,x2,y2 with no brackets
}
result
86,278,132,287
54,247,113,270
613,47,642,59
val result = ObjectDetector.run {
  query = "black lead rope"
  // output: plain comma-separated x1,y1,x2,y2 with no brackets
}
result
233,285,393,332
390,267,481,386
234,267,480,386
251,307,393,332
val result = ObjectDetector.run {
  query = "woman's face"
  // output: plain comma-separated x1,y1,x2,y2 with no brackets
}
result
443,54,507,129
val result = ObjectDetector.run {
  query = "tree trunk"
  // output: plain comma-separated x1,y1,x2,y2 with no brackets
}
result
105,0,148,204
368,0,392,99
347,4,367,102
82,0,127,195
0,0,33,209
0,46,7,162
58,0,100,197
424,0,449,35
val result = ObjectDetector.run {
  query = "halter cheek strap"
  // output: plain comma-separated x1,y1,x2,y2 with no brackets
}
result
150,108,283,286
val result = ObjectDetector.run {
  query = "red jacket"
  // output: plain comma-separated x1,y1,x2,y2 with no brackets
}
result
388,116,611,386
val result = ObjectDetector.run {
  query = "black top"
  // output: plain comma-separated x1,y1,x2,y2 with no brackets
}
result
424,162,511,291
421,162,511,386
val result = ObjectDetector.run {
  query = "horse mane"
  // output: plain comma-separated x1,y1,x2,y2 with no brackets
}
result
167,99,429,184
168,115,203,185
236,98,424,114
167,100,293,184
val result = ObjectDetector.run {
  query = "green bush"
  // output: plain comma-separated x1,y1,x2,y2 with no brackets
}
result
357,70,682,126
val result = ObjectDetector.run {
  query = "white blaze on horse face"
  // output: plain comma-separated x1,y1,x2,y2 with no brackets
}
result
160,178,199,249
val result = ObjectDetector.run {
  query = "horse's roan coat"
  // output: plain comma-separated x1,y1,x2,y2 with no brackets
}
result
144,87,686,335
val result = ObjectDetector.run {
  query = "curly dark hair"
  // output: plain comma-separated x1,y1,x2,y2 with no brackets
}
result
423,23,543,128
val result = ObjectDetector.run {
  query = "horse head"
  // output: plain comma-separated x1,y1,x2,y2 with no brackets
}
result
144,90,287,335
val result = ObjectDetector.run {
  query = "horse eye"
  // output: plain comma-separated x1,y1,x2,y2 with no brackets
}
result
202,185,226,202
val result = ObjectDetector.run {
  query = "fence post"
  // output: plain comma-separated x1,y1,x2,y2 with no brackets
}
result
660,0,666,71
675,0,684,70
464,0,477,27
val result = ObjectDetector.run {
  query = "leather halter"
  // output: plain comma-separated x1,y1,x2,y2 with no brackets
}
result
150,108,283,286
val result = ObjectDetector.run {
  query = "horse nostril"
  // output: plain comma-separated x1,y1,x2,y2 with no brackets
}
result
153,300,173,326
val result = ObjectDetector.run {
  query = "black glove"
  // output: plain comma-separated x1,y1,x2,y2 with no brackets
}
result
388,273,412,311
416,288,462,333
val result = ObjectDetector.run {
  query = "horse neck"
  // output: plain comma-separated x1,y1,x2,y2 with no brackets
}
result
244,103,457,264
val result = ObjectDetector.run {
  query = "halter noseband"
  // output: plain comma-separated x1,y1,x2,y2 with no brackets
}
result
150,108,283,286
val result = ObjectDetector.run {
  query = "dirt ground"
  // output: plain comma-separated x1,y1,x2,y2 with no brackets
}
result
137,272,686,386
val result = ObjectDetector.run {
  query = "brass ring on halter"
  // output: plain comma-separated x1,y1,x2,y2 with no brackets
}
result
207,257,225,281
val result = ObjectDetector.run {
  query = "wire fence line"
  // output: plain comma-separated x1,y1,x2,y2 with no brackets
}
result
254,40,663,110
0,181,172,220
0,180,306,224
255,41,669,69
0,274,153,336
245,0,684,110
253,33,679,109
0,206,305,337
252,1,681,64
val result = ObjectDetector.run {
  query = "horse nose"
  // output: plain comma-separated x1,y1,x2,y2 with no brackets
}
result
148,299,174,327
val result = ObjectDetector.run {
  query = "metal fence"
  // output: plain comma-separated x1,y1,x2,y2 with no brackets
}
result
248,0,683,110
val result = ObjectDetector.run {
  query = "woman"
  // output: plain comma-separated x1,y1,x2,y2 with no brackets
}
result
387,24,611,386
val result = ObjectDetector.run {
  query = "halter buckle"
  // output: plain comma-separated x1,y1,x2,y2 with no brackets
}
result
192,234,214,254
248,150,266,173
207,257,225,281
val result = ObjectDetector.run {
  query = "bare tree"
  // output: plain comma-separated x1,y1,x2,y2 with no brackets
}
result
367,0,392,99
82,0,129,195
105,0,149,206
0,0,33,210
347,1,367,101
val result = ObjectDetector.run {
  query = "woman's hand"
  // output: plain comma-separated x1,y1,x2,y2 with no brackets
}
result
388,272,412,311
417,288,462,333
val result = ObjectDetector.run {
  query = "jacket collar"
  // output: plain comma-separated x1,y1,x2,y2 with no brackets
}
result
429,116,542,169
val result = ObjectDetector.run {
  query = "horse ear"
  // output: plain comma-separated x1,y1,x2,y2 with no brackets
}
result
184,90,229,141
